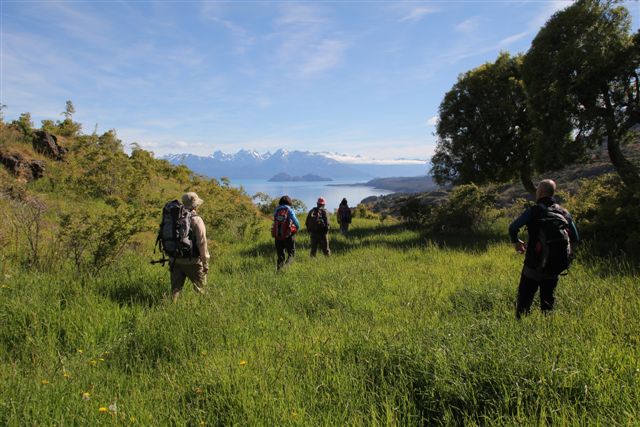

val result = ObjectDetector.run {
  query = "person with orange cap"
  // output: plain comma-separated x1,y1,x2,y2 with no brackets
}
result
305,196,331,257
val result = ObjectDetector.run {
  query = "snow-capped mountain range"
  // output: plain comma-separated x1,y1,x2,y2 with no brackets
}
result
163,149,428,179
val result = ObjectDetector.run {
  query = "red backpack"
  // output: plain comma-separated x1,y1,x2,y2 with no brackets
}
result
272,206,297,240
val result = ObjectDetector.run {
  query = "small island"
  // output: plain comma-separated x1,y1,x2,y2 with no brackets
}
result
268,173,333,182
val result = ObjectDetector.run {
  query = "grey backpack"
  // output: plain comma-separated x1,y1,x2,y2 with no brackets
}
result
156,200,196,258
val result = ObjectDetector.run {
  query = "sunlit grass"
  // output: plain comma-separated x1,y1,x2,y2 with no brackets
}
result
1,218,638,425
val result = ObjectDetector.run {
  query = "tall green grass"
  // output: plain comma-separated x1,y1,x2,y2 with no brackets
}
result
1,218,638,425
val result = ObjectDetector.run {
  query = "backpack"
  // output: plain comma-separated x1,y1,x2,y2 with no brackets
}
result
307,207,329,233
272,206,297,240
156,200,198,258
338,205,352,224
533,204,572,275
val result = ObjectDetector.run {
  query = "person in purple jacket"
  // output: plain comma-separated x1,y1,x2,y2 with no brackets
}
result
509,179,579,319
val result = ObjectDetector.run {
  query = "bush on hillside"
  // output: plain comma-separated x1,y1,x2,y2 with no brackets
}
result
400,184,497,231
187,178,261,242
253,192,307,216
59,206,147,274
399,196,433,226
566,174,640,258
355,203,379,219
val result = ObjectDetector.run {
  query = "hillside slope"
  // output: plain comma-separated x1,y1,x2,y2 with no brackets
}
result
363,144,640,216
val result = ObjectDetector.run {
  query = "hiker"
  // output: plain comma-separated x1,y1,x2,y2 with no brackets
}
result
306,197,331,257
169,192,210,302
272,195,300,271
509,179,579,319
337,198,352,235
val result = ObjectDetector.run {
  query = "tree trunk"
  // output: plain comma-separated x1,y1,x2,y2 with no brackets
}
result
606,132,639,187
520,167,536,195
603,89,640,188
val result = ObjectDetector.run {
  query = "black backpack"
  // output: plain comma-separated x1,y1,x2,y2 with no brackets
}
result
156,200,198,258
307,207,329,233
338,205,352,224
533,204,572,275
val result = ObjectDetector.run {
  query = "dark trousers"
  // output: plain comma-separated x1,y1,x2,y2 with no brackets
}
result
339,223,349,235
275,236,295,270
516,270,559,319
310,232,330,257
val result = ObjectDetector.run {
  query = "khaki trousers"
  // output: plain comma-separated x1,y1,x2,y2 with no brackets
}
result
170,260,206,299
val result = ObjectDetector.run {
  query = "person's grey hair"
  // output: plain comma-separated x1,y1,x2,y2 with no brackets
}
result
538,179,556,197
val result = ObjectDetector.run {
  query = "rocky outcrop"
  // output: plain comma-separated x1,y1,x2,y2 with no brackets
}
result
0,150,45,182
32,131,66,160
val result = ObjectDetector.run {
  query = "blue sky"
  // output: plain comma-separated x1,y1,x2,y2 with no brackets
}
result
2,1,639,161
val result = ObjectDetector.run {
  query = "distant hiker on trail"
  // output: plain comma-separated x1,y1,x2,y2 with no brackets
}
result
509,179,579,319
337,198,352,235
272,195,300,271
156,192,210,302
306,197,331,257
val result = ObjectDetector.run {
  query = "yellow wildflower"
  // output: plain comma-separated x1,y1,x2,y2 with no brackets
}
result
89,359,97,366
98,358,105,362
77,349,83,354
199,421,206,426
239,360,247,366
41,379,49,385
99,407,108,413
63,371,70,379
82,392,91,401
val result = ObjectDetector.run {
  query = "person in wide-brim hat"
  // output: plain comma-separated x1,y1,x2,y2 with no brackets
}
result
170,192,209,302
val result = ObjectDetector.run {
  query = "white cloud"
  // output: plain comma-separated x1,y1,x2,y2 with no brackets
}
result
256,97,272,109
37,2,113,46
300,39,348,76
456,18,479,33
399,6,439,22
271,4,349,78
499,31,530,47
321,152,427,165
532,0,573,30
200,2,255,54
276,3,327,26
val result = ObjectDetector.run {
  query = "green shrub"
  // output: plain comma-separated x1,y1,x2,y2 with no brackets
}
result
566,174,640,258
401,184,497,231
252,192,307,216
399,196,433,226
59,206,146,274
355,203,379,219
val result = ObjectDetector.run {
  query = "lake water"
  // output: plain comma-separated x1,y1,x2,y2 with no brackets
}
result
228,178,394,211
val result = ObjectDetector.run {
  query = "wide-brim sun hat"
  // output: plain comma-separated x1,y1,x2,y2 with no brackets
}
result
182,192,204,209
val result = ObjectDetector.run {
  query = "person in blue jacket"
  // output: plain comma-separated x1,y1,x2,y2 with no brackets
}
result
509,179,579,319
272,195,301,271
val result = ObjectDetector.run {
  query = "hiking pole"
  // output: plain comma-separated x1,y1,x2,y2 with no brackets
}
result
150,257,167,266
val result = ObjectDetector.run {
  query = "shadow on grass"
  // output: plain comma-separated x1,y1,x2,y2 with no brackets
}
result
100,280,165,308
241,222,506,259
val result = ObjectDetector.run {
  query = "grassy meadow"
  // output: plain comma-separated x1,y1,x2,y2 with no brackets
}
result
1,216,638,426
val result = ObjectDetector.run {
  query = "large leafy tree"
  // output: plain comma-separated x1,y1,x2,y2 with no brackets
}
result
431,53,536,193
523,0,639,187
